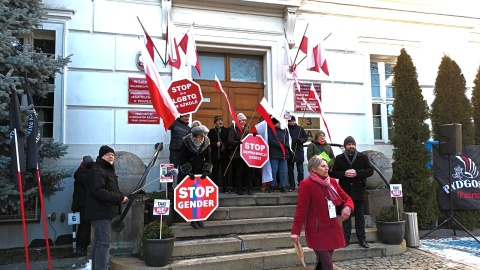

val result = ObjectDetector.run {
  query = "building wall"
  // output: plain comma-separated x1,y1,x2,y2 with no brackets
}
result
1,0,479,248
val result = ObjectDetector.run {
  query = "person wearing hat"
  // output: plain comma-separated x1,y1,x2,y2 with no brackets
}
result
330,136,374,249
287,116,308,192
86,145,128,270
208,116,231,193
307,130,336,168
168,114,191,167
267,115,290,193
71,155,94,255
228,112,253,195
178,125,213,228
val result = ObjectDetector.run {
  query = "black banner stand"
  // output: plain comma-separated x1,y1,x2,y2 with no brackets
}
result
421,154,480,243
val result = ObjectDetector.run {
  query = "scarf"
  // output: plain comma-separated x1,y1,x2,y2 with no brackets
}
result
308,172,343,206
190,135,205,151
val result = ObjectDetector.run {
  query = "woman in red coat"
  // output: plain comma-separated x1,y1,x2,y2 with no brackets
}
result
291,156,354,270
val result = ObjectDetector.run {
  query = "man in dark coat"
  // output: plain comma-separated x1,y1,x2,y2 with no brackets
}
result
267,116,290,193
178,125,213,228
168,114,190,167
228,113,253,195
207,116,230,193
330,136,374,249
86,145,128,270
71,155,94,254
286,116,308,191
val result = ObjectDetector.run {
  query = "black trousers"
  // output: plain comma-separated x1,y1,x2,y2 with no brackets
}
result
342,199,366,243
211,158,229,191
287,161,304,188
77,210,91,251
232,158,252,192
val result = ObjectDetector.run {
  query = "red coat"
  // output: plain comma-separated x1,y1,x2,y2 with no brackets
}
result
291,177,354,250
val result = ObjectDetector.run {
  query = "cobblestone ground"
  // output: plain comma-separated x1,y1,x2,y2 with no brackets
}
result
333,248,477,270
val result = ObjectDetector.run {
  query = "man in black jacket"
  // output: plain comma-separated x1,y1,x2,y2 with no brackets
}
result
330,136,373,249
169,114,190,167
286,116,308,191
86,145,128,270
208,116,230,193
71,156,94,255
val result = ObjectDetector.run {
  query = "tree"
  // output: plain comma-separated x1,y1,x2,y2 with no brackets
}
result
390,48,438,229
472,65,480,144
0,0,71,214
430,55,479,230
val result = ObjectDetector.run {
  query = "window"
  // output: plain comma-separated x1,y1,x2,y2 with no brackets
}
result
24,30,56,139
371,60,395,142
192,53,263,82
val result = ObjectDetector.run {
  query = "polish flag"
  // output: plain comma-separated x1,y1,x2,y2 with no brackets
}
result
166,16,181,69
308,83,332,142
214,75,242,132
179,25,201,76
141,37,178,130
256,97,277,135
307,42,329,76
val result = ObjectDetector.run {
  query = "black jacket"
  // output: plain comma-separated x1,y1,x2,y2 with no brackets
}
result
71,162,94,212
85,158,125,221
168,118,190,151
208,126,229,160
178,134,213,180
267,126,290,160
329,151,374,201
287,124,308,162
228,124,249,159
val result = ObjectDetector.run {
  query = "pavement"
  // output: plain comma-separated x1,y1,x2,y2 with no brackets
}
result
1,229,479,270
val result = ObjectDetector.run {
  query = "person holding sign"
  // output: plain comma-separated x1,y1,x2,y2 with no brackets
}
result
178,125,213,228
291,156,353,270
330,136,374,248
306,130,335,168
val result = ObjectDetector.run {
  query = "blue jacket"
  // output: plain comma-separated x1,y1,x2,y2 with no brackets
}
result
267,126,290,160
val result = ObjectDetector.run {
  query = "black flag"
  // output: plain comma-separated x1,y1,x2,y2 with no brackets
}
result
24,74,41,170
9,93,26,187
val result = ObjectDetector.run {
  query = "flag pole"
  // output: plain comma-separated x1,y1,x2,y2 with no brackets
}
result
296,32,332,66
137,16,167,66
36,165,52,269
293,23,309,66
14,128,30,270
164,13,170,68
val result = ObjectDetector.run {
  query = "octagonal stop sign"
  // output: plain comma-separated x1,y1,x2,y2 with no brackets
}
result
174,175,218,222
240,134,269,168
167,78,203,115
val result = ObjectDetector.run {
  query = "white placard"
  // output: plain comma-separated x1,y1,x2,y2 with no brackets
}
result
153,199,170,215
68,212,81,225
160,163,174,183
390,184,403,197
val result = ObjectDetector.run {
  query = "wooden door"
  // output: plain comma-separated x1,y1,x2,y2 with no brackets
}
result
193,80,264,129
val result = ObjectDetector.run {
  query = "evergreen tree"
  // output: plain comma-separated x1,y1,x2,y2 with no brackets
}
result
0,0,71,213
472,65,480,144
390,48,438,229
431,55,479,229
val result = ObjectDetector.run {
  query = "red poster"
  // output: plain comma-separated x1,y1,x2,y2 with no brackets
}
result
127,110,159,124
128,89,152,104
294,83,321,112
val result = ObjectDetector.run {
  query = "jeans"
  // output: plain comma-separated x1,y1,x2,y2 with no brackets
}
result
287,161,304,188
270,159,287,187
91,219,111,270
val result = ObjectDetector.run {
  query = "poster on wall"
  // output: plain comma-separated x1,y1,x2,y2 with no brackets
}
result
433,145,480,210
294,83,321,112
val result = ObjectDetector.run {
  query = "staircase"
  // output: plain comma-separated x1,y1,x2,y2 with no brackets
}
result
110,192,406,270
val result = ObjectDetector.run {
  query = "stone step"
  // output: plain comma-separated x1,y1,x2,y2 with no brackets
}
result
172,228,379,259
111,240,406,270
218,192,298,207
209,204,296,221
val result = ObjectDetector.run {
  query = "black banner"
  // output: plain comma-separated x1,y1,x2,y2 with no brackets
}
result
433,144,480,210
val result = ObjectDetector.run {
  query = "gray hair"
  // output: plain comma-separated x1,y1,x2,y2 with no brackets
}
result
307,155,328,173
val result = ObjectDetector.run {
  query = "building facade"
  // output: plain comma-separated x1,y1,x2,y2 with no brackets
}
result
1,0,479,248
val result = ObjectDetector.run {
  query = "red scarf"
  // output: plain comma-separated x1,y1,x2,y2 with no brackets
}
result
308,172,343,206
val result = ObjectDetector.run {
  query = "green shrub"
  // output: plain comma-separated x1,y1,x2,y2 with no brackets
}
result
143,221,174,239
376,205,402,222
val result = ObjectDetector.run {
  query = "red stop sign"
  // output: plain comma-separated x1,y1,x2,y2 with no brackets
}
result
240,134,269,168
167,79,203,115
174,175,218,222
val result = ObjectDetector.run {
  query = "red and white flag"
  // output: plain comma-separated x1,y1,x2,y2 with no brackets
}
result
214,75,241,132
141,36,178,130
166,16,181,69
308,83,332,141
179,25,201,76
256,97,277,135
299,34,329,76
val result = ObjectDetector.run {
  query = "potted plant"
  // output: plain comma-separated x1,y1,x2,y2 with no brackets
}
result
142,220,175,267
145,191,174,226
375,205,405,245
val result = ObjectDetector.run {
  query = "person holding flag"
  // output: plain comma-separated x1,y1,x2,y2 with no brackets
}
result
228,113,253,195
287,116,308,191
267,116,290,193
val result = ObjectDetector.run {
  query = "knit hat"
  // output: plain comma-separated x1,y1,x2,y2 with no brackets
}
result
270,115,279,125
288,116,296,122
82,156,94,164
191,125,209,136
237,113,247,121
343,136,356,147
99,145,114,157
214,116,223,124
315,130,326,140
